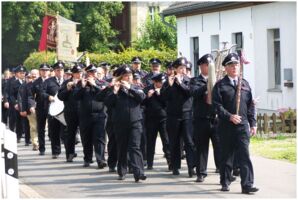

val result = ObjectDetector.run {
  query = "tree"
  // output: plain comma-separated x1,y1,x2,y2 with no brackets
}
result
132,11,177,51
2,2,123,71
72,2,123,53
2,2,73,71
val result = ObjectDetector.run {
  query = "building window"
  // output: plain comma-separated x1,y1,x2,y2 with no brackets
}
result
232,32,243,55
267,29,281,90
149,6,160,21
211,35,219,50
191,37,199,76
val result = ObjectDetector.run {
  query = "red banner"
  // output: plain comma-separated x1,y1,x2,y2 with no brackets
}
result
38,15,57,51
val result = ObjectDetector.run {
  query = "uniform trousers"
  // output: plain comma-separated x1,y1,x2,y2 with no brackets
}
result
22,116,31,144
2,104,8,125
79,117,106,164
64,112,79,158
193,118,221,177
106,117,117,169
9,107,22,140
48,116,65,155
36,109,48,153
114,120,144,177
219,123,254,189
167,116,196,170
146,117,170,167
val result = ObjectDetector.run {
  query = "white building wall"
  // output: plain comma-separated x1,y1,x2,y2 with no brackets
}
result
176,2,296,111
252,2,296,111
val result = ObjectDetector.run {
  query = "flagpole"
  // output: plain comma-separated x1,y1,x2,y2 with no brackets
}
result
45,2,48,62
56,11,59,62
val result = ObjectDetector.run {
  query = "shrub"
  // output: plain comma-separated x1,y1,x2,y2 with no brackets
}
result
23,51,57,70
23,47,177,72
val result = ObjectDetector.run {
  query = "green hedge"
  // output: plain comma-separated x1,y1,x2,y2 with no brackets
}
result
23,48,177,72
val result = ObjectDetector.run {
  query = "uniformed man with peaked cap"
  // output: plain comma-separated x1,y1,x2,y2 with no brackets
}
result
212,52,259,194
190,53,221,183
161,57,196,177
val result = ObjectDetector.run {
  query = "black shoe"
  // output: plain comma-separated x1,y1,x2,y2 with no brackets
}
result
39,151,45,156
168,163,173,171
83,161,90,167
109,167,116,172
118,175,125,180
221,185,230,192
188,168,195,178
98,162,107,169
181,154,186,160
215,168,220,173
134,174,147,182
147,166,153,170
230,176,236,183
75,139,80,145
52,154,59,159
242,187,259,194
173,169,180,175
67,154,75,162
74,153,77,158
195,175,204,182
25,143,30,146
233,168,240,176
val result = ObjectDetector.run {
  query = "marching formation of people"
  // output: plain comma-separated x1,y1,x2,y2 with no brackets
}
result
1,52,259,194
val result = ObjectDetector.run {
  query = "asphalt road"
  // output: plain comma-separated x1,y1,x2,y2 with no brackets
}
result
17,136,296,198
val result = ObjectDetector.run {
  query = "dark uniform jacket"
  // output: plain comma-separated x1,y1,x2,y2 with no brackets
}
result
143,71,159,87
31,77,49,112
58,78,80,114
18,82,35,113
73,79,108,120
105,85,146,123
162,75,193,119
212,75,256,127
2,78,9,104
132,69,148,79
41,76,63,99
8,78,23,107
190,74,215,119
143,85,167,119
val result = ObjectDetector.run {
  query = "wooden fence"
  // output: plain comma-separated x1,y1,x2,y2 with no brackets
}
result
257,113,296,134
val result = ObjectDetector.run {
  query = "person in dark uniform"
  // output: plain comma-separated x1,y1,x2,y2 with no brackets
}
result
19,69,39,150
99,62,113,81
131,57,147,79
185,61,193,78
212,53,259,194
103,71,119,172
161,57,196,177
190,54,221,182
143,73,171,170
31,63,51,155
104,65,147,182
18,72,37,147
73,64,108,168
132,72,147,170
8,65,27,142
165,61,174,78
143,58,162,87
58,63,83,162
63,68,72,80
41,61,66,159
6,68,17,131
2,69,11,125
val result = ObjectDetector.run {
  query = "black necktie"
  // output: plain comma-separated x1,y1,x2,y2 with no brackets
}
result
233,80,237,87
